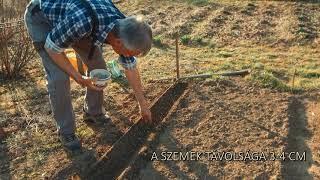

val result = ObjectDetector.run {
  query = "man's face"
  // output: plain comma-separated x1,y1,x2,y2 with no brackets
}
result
111,38,141,57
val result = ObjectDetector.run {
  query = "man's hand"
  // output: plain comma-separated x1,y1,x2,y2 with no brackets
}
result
139,102,152,123
74,75,105,91
45,48,105,91
124,68,153,123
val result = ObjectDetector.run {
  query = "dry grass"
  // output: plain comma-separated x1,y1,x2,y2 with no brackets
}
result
125,0,320,90
0,0,320,178
0,0,29,18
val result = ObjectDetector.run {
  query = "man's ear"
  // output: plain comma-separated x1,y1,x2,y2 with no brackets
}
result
113,38,122,48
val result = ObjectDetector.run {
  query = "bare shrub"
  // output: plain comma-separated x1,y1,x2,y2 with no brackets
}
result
0,0,29,19
0,19,36,79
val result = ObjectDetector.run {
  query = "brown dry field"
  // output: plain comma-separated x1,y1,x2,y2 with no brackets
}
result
120,78,320,179
0,0,320,179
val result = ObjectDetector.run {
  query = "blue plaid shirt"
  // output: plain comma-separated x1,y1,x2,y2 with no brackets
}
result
41,0,136,69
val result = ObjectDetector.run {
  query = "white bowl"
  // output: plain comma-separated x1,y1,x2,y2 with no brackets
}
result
89,69,111,87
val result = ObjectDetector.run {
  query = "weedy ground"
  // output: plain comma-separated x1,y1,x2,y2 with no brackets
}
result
0,0,319,179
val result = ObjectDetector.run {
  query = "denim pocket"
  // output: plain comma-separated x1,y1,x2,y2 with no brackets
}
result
26,1,33,10
25,2,50,25
31,11,49,25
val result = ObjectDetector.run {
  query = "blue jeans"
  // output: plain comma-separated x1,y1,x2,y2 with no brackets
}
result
24,0,106,135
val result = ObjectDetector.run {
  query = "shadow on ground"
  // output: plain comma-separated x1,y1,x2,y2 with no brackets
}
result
0,127,11,180
153,134,218,180
281,96,313,179
51,115,125,179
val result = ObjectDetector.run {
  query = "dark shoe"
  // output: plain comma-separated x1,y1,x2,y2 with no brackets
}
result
59,133,82,151
83,110,111,123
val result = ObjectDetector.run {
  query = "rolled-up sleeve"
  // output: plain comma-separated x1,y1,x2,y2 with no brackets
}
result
44,14,91,53
118,55,137,70
45,34,64,52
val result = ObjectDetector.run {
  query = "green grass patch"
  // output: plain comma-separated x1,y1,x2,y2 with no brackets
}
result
296,78,320,90
181,35,192,45
153,35,164,47
217,51,233,58
247,70,292,91
219,61,234,70
180,35,209,46
267,54,278,59
303,63,319,70
298,70,320,79
186,0,209,6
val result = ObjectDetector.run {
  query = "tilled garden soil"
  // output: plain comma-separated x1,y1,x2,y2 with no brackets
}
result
1,0,320,178
119,78,320,179
0,77,171,179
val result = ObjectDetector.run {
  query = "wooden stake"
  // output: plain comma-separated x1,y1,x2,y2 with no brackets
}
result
175,36,180,79
292,68,297,88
